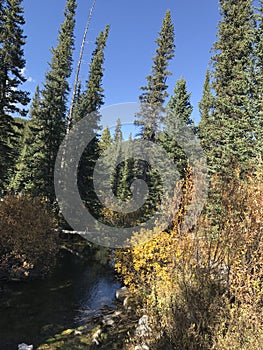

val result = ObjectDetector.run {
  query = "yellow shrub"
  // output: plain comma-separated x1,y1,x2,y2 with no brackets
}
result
116,169,263,349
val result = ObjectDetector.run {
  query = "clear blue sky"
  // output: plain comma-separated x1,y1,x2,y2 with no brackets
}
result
22,0,220,125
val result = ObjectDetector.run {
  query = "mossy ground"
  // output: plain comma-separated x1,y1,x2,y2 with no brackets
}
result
37,307,138,350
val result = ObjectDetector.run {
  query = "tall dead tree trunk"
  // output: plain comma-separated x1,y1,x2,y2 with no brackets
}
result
67,0,97,133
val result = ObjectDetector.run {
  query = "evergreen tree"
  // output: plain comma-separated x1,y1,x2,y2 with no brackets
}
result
132,11,175,221
198,70,216,169
135,10,175,141
7,116,27,192
96,126,113,213
75,25,109,213
112,118,123,198
200,0,256,175
11,86,41,193
198,1,257,236
119,133,135,201
254,0,263,161
28,0,77,200
98,126,112,153
198,70,213,130
71,81,82,126
74,25,110,125
0,0,29,190
113,118,123,143
163,77,194,177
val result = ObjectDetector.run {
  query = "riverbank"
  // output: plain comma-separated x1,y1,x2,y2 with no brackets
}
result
37,285,155,350
0,244,120,350
37,304,138,350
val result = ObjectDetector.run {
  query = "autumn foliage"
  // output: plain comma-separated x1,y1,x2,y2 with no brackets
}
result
0,195,59,280
116,168,263,349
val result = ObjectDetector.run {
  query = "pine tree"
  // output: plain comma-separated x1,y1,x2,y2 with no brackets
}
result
0,0,29,190
96,126,113,214
200,0,256,176
28,0,77,200
135,10,175,141
163,78,194,177
74,25,110,125
76,25,109,213
98,126,112,153
119,133,135,201
198,70,216,170
254,0,263,161
112,118,123,198
71,81,82,126
113,118,123,143
7,116,27,192
199,70,213,130
197,0,257,237
132,11,175,220
11,86,41,193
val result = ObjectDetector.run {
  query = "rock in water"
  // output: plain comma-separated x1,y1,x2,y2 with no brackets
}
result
135,315,152,338
18,344,33,350
115,286,129,301
92,328,102,345
135,345,150,350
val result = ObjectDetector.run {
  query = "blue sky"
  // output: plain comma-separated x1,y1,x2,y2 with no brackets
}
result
22,0,220,125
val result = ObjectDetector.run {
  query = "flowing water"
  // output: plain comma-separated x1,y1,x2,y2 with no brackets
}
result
0,250,120,349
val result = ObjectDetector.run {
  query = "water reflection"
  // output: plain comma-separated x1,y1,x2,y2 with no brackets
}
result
0,250,120,350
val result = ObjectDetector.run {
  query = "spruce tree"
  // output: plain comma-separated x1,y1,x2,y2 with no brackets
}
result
113,118,123,143
11,86,41,193
75,25,109,214
112,118,123,198
135,10,175,141
200,0,256,175
119,133,135,201
7,117,27,192
198,1,257,236
0,0,29,190
28,0,77,200
71,81,82,126
198,70,216,169
199,70,213,130
133,11,175,220
74,25,109,125
163,78,194,177
96,126,113,213
98,126,112,153
254,0,263,161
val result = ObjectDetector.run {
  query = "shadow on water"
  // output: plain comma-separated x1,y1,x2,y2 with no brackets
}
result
0,249,120,350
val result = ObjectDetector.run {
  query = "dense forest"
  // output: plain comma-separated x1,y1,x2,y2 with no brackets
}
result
0,0,263,349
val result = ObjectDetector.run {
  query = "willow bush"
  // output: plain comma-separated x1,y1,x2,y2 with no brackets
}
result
116,168,263,349
0,195,58,280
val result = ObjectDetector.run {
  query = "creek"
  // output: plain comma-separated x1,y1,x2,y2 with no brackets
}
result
0,249,120,349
